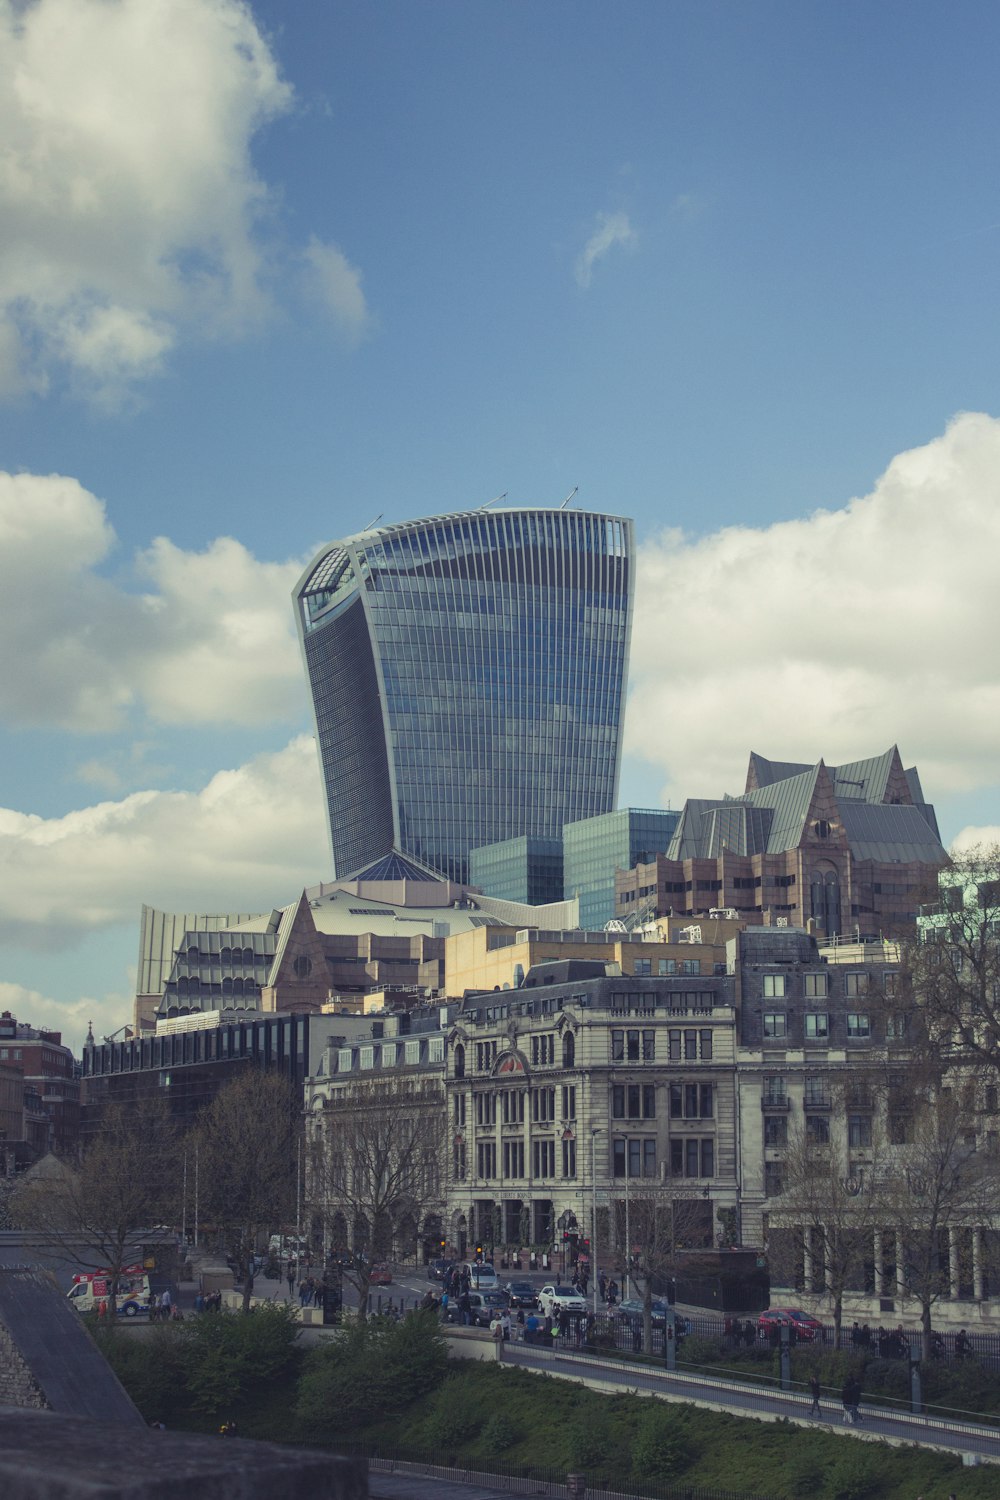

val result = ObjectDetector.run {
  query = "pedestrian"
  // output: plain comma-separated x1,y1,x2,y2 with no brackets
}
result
840,1377,853,1424
160,1288,171,1321
440,1289,450,1321
808,1373,822,1418
849,1375,863,1423
500,1309,511,1341
598,1271,607,1301
459,1290,471,1326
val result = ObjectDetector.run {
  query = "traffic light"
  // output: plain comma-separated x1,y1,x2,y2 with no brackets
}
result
475,1244,483,1258
439,1239,446,1251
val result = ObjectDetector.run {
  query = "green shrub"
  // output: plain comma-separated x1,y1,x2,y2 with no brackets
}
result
631,1405,693,1484
297,1313,449,1439
480,1412,517,1455
182,1303,300,1416
420,1375,485,1449
826,1448,882,1500
567,1409,613,1469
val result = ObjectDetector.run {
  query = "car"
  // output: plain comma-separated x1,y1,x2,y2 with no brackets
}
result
468,1290,510,1327
505,1280,539,1310
537,1284,587,1317
615,1297,672,1328
369,1263,393,1286
463,1261,499,1291
757,1307,823,1342
427,1258,454,1283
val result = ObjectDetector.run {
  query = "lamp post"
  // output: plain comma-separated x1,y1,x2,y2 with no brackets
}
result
614,1134,631,1298
591,1126,603,1317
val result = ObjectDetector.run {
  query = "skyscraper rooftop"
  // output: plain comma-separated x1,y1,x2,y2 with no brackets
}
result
295,507,634,882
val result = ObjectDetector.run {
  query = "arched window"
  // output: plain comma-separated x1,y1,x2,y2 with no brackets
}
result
222,977,233,996
220,947,232,964
242,946,254,965
177,977,188,995
562,1031,575,1068
232,977,244,996
187,945,199,961
454,1043,465,1079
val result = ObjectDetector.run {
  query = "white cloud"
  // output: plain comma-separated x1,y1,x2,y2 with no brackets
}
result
302,236,370,340
0,0,293,402
0,980,131,1057
626,411,1000,809
575,210,636,288
0,735,329,949
951,827,1000,854
0,470,307,731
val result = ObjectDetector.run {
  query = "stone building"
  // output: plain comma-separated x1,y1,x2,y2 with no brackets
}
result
614,747,946,939
443,961,738,1267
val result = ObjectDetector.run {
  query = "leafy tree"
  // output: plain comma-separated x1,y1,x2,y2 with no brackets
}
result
12,1096,175,1313
306,1075,446,1319
295,1309,448,1435
196,1069,298,1312
614,1181,710,1353
182,1302,299,1416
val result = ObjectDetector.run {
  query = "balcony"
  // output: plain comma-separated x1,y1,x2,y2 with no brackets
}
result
761,1096,790,1111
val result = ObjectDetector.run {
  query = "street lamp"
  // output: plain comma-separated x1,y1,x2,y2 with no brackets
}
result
591,1126,603,1316
614,1133,631,1298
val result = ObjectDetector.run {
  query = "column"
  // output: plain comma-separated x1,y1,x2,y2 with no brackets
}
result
895,1229,906,1300
873,1230,884,1298
802,1226,813,1293
948,1226,960,1299
973,1227,983,1302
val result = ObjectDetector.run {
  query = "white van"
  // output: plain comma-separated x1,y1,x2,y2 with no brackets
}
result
268,1234,308,1259
462,1261,499,1291
67,1265,151,1318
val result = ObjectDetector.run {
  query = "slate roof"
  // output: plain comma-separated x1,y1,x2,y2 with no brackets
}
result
0,1267,144,1425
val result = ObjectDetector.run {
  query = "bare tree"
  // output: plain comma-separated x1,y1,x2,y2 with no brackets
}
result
614,1182,711,1354
880,1086,1000,1359
196,1069,298,1313
306,1075,446,1321
897,844,1000,1079
766,1124,883,1347
12,1097,175,1313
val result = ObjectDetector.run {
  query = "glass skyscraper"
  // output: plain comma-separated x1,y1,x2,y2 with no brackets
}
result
294,508,634,882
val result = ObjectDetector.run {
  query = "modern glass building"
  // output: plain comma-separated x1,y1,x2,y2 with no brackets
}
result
294,508,634,883
562,807,679,931
469,835,564,906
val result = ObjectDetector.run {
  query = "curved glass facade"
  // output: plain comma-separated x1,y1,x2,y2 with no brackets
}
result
295,508,634,883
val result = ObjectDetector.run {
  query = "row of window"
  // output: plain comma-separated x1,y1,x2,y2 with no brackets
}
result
762,1011,903,1041
466,1135,716,1182
760,972,892,998
338,1037,443,1072
612,1028,715,1061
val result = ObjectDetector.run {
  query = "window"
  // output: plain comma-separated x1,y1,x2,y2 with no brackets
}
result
885,1013,908,1041
428,1036,444,1063
454,1043,465,1078
699,1083,714,1118
453,1140,467,1179
658,958,675,976
883,973,899,996
611,1030,624,1062
627,1030,641,1061
806,1116,830,1144
476,1041,497,1071
763,975,786,998
986,1085,999,1114
454,1093,466,1126
477,1141,496,1177
846,1013,871,1039
764,1116,787,1147
503,1140,524,1177
502,1090,525,1124
764,1162,783,1197
360,1046,374,1069
844,973,869,998
671,1138,713,1177
532,1087,556,1122
762,1077,786,1106
804,1077,830,1107
634,959,651,975
700,1029,713,1060
684,1030,698,1060
642,1030,655,1061
616,1137,657,1178
804,973,828,998
562,1084,576,1119
763,1013,787,1038
382,1043,397,1066
533,1139,556,1177
475,1093,496,1126
681,959,701,975
562,1138,577,1177
562,1032,575,1067
804,1013,829,1039
848,1115,872,1148
531,1034,554,1065
337,1048,353,1072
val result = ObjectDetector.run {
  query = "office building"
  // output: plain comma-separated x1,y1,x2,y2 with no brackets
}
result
564,807,679,930
294,508,634,882
469,835,563,907
614,748,946,938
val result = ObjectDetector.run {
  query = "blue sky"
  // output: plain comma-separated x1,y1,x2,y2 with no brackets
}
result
2,0,1000,1051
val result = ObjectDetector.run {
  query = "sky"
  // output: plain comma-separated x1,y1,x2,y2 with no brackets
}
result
3,0,1000,1054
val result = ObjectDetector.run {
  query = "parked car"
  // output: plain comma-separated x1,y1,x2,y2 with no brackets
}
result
538,1284,587,1317
505,1280,539,1310
427,1258,454,1283
615,1297,672,1328
468,1290,510,1327
369,1263,393,1286
757,1307,823,1342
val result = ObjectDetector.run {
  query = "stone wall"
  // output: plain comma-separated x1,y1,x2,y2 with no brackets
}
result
0,1319,46,1410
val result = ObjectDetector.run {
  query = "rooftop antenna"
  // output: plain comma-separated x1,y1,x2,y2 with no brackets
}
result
479,491,507,510
559,486,579,510
362,512,384,531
